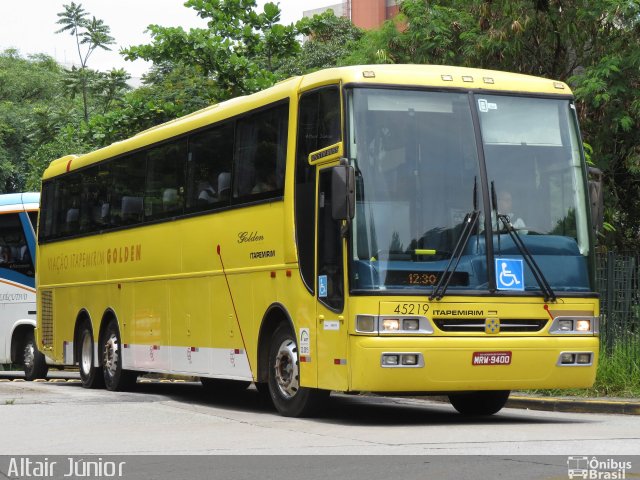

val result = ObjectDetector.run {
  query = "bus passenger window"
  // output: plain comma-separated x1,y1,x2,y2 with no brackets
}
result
145,140,187,219
0,212,35,277
186,122,234,212
110,154,145,227
232,103,288,202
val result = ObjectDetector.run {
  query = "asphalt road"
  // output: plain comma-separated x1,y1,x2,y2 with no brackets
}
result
1,376,639,457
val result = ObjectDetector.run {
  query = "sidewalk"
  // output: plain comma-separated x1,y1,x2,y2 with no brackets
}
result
508,393,640,415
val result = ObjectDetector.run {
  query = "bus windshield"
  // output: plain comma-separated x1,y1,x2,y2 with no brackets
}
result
346,87,591,294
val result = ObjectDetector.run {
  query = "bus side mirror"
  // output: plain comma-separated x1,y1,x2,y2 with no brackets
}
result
331,163,355,222
588,166,604,234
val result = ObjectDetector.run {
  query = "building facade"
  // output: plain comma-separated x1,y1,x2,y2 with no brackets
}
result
303,0,399,30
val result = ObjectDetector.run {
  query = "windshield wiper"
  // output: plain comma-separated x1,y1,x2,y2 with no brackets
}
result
497,214,556,302
429,210,480,301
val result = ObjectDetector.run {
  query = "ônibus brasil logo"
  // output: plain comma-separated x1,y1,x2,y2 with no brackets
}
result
567,456,632,479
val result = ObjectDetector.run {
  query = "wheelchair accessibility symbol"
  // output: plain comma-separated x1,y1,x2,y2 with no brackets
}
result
318,275,328,298
495,259,524,291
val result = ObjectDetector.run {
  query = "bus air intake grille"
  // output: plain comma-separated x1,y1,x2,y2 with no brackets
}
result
433,318,547,333
40,290,53,347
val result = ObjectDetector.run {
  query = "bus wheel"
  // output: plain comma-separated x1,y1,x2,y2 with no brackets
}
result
23,330,48,381
267,324,328,417
448,390,510,416
78,324,104,389
102,320,137,392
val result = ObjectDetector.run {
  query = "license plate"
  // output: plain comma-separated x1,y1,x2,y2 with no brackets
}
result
472,351,512,365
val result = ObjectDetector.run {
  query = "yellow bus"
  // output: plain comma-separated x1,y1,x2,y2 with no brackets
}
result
36,65,600,416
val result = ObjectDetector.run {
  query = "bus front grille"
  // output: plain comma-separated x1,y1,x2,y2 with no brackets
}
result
433,318,547,333
40,290,53,347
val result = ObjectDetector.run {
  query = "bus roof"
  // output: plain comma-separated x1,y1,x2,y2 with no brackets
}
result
0,192,40,210
42,64,572,180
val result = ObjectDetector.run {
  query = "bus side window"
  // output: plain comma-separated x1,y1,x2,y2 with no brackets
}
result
145,139,187,219
110,153,146,227
296,86,341,294
186,121,234,212
0,212,34,278
232,102,288,202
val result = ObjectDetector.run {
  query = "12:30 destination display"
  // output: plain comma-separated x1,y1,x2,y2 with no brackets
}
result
385,270,469,287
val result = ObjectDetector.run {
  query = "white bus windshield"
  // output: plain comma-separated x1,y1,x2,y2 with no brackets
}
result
346,87,591,294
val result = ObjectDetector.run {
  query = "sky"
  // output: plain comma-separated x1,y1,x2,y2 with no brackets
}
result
0,0,334,82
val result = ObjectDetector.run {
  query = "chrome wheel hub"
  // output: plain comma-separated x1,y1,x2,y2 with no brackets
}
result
274,338,299,399
23,343,35,370
81,333,93,374
103,333,119,378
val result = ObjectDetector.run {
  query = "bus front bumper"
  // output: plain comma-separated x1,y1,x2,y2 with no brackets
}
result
348,335,598,393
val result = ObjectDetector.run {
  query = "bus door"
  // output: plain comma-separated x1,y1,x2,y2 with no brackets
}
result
315,166,348,391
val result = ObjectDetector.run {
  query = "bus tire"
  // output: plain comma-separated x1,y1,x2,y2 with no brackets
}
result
267,324,329,417
448,390,510,416
102,319,137,392
23,330,48,381
78,324,104,389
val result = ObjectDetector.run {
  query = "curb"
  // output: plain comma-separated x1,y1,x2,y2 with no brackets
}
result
507,395,640,415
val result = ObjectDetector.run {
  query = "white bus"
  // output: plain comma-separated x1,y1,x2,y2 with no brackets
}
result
0,192,47,379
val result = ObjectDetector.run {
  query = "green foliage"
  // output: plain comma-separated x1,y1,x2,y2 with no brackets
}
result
123,0,302,99
0,50,69,192
5,0,640,255
531,339,640,398
278,10,363,76
343,0,640,250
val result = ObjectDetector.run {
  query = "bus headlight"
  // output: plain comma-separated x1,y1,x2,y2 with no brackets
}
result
576,319,591,332
550,316,598,335
381,318,400,331
356,315,376,333
355,315,434,335
558,319,573,331
403,319,420,331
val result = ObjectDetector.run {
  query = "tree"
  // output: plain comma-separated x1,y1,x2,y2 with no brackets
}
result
56,2,115,122
277,10,363,76
123,0,303,100
0,50,69,192
343,0,640,249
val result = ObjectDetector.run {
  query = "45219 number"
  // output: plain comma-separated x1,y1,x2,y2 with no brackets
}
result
393,303,429,315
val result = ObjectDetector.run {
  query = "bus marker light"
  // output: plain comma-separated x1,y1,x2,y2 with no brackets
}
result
553,82,565,89
462,76,474,82
560,353,575,364
382,354,399,366
270,271,276,278
286,270,292,277
401,354,418,365
577,353,592,364
441,75,453,81
362,71,375,78
483,77,495,84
